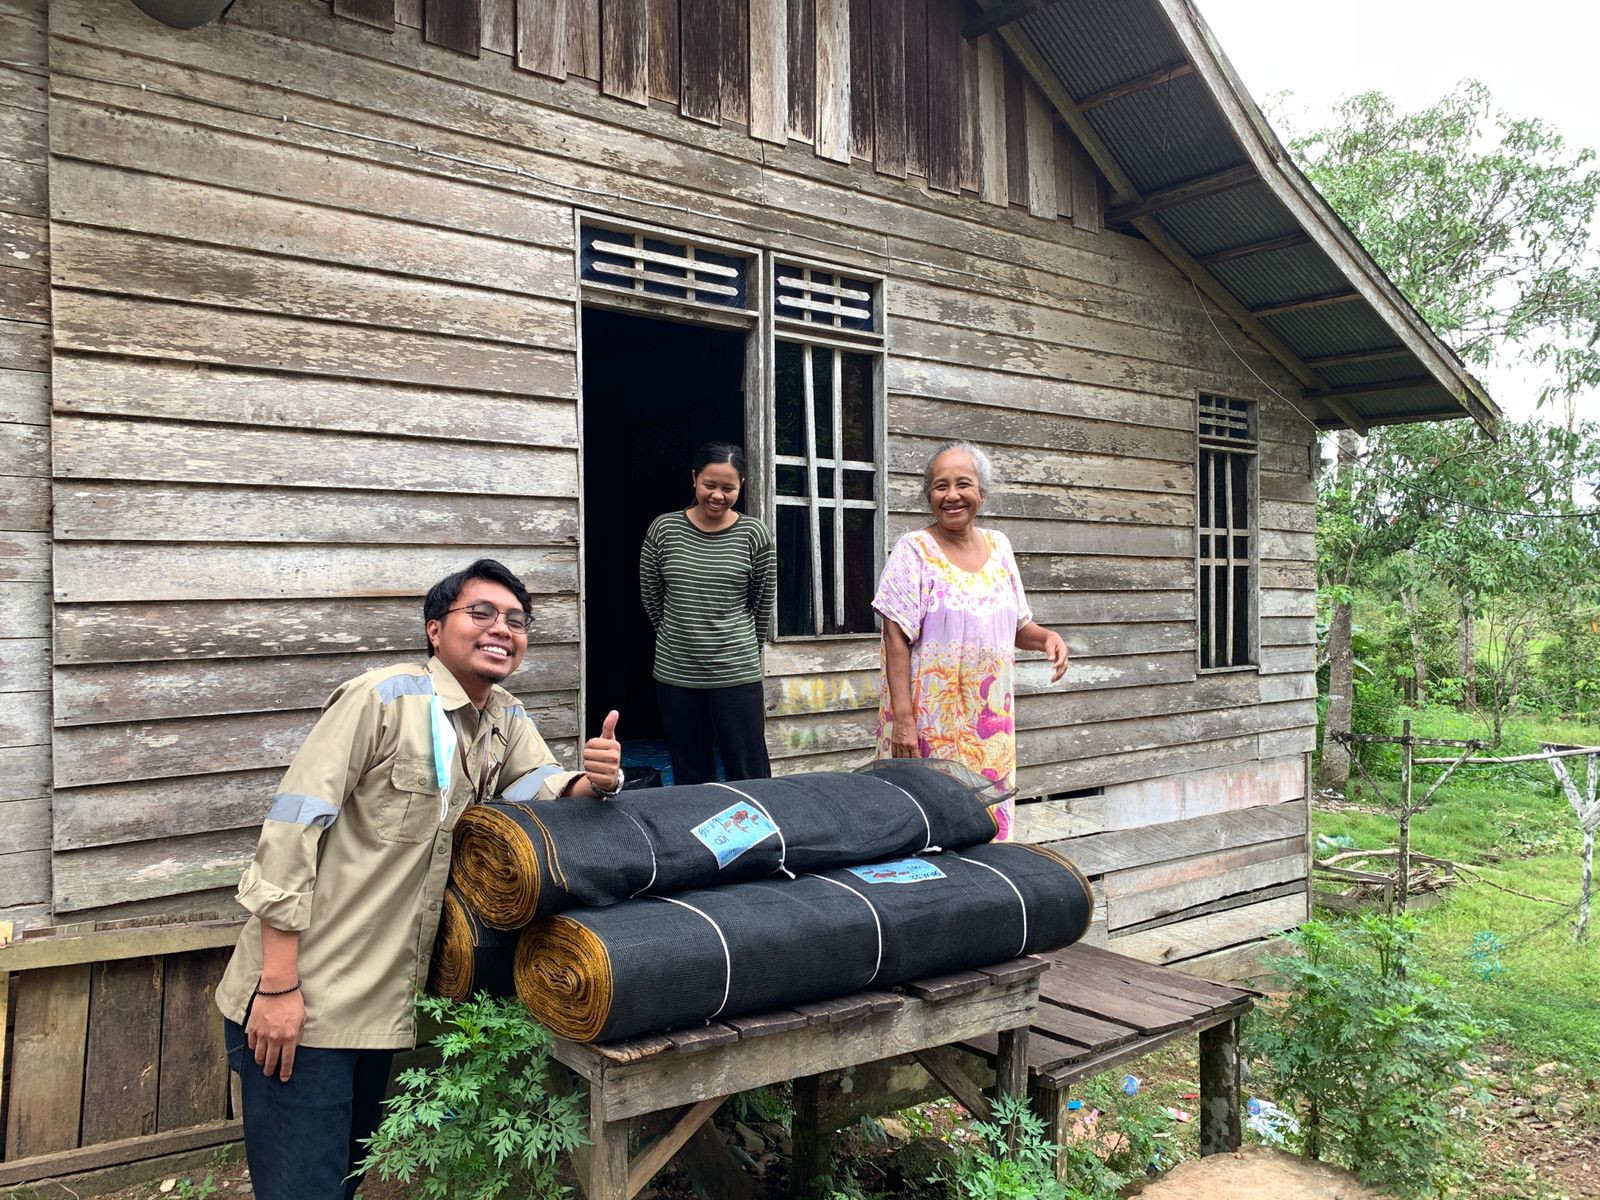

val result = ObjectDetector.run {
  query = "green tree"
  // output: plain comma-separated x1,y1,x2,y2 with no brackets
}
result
1295,82,1600,401
1294,84,1600,778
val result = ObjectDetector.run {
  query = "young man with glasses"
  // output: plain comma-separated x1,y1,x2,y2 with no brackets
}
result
214,558,623,1200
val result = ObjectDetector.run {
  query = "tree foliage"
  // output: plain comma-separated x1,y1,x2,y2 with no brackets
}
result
1293,82,1600,402
1296,83,1600,764
1246,915,1492,1198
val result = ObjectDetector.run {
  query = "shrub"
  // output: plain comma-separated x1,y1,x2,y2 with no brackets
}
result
1245,915,1491,1198
935,1094,1080,1200
357,992,587,1200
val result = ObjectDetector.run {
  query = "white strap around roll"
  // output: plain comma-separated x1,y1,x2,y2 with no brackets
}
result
707,781,794,877
618,808,659,896
879,777,938,852
653,896,733,1019
956,854,1028,957
808,873,885,984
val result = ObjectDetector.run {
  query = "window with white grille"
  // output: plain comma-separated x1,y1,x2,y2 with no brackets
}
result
1197,394,1257,669
771,261,884,637
773,263,880,336
580,223,755,315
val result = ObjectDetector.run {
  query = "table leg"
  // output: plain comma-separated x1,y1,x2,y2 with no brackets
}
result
589,1106,632,1200
789,1073,831,1200
1199,1017,1242,1155
1031,1079,1071,1182
993,1026,1029,1155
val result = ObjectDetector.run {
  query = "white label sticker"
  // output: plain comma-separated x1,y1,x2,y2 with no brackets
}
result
847,859,947,884
691,802,779,868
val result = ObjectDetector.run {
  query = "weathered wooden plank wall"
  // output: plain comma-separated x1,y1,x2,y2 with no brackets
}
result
35,0,1320,970
44,0,584,919
344,0,1107,220
0,0,52,931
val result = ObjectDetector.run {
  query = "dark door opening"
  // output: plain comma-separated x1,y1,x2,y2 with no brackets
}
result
581,307,749,749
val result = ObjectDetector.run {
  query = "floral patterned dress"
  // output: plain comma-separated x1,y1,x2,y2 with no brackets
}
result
872,528,1031,840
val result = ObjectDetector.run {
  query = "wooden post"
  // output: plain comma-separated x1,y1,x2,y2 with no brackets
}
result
789,1073,829,1200
1548,747,1600,942
1582,826,1594,943
587,1107,631,1200
1198,1018,1242,1155
993,1026,1029,1154
1031,1078,1071,1183
1396,718,1413,914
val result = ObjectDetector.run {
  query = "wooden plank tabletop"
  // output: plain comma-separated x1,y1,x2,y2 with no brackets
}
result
959,942,1256,1078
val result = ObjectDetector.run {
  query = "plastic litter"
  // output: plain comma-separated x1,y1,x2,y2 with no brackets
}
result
1246,1096,1301,1147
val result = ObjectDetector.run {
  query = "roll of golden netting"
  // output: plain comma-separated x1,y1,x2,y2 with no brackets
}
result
514,916,614,1043
428,886,522,1001
427,887,475,1001
450,802,548,929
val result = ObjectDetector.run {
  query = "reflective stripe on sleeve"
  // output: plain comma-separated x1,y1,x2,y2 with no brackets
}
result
502,765,562,803
266,792,341,828
375,674,435,705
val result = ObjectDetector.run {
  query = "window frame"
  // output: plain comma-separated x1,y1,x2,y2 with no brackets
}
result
767,255,887,641
1195,392,1260,673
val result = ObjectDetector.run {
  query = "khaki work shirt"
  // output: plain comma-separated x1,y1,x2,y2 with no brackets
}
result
215,657,581,1049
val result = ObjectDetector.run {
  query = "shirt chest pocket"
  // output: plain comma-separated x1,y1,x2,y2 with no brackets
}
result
376,756,441,844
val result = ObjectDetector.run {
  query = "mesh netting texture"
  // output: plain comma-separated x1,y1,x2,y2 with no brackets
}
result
512,841,1093,1042
449,760,1004,928
426,885,522,1002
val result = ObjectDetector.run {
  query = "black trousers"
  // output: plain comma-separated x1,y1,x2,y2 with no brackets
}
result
225,1017,395,1200
656,680,771,785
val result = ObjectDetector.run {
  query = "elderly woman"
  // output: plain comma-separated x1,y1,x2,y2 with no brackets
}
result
872,440,1069,839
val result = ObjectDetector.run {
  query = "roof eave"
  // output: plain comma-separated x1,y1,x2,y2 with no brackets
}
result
1152,0,1502,438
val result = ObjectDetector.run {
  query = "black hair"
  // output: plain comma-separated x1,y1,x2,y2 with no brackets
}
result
691,441,746,479
422,558,532,653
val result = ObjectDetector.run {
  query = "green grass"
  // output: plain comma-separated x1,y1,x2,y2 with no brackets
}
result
1316,707,1600,1072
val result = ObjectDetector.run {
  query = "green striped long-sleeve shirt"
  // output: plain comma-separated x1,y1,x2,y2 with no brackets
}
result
639,510,776,688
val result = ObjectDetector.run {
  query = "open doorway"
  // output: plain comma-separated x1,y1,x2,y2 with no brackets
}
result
580,307,750,762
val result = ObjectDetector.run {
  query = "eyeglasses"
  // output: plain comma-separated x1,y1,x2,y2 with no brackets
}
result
445,602,530,634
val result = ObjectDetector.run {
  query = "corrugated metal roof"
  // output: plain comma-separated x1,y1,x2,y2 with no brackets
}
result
1310,357,1418,389
1210,243,1351,309
1261,304,1404,358
998,0,1499,435
1019,3,1188,100
1082,76,1246,194
1154,184,1301,255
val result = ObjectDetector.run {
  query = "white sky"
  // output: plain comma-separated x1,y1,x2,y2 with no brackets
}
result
1194,0,1600,426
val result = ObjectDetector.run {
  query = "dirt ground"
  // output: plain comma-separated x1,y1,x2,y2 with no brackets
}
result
1123,1146,1380,1199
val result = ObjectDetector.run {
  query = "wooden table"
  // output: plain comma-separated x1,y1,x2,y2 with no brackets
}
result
546,956,1047,1200
959,943,1255,1165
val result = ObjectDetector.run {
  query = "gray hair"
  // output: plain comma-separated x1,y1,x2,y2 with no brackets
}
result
922,440,995,500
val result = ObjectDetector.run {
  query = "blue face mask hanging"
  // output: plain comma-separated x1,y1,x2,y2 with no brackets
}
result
431,692,457,824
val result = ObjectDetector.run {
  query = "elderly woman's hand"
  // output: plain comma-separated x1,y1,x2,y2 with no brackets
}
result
889,714,920,758
1043,630,1069,683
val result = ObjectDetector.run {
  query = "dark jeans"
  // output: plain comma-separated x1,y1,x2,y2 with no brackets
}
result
225,1018,395,1200
656,679,771,785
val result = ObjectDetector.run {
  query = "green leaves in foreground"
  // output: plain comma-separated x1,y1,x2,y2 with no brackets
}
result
1246,915,1493,1199
357,993,587,1200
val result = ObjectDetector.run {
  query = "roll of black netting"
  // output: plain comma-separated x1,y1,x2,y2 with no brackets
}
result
426,886,521,1002
452,760,1004,928
514,840,1092,1043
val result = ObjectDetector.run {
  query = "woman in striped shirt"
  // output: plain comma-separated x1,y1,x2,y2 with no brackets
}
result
639,442,777,785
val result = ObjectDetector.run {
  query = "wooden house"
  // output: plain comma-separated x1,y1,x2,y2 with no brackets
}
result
0,0,1498,1174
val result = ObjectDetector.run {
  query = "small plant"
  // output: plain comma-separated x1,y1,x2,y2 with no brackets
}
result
1466,930,1511,982
172,1176,218,1200
934,1094,1082,1200
1246,914,1492,1198
356,992,587,1200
